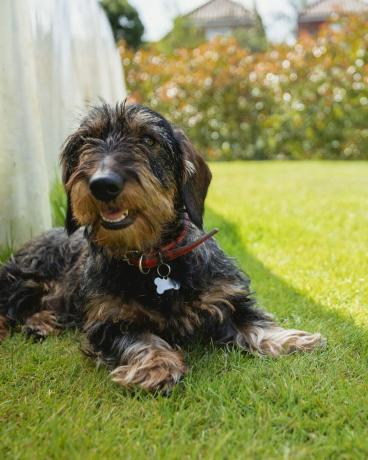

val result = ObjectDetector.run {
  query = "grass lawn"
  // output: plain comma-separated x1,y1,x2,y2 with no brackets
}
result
1,161,368,459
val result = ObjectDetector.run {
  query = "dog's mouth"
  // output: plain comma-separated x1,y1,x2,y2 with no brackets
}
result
99,206,136,230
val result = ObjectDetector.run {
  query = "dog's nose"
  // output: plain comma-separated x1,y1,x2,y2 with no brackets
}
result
89,172,124,202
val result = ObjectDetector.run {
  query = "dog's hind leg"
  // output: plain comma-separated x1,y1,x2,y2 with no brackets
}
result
0,229,81,340
0,267,64,341
235,319,327,357
232,301,326,357
0,264,48,330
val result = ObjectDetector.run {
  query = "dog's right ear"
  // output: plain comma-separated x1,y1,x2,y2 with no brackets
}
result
60,131,83,235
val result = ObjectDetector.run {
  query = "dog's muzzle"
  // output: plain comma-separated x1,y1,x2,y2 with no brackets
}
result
89,169,136,230
89,171,124,202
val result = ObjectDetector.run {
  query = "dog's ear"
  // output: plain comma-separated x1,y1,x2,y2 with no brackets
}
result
175,129,212,229
60,131,83,235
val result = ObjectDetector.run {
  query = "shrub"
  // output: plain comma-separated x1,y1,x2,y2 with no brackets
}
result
122,16,368,160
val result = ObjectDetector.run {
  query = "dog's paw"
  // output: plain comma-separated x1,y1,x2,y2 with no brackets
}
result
238,323,327,357
275,330,327,355
22,311,59,341
110,350,186,394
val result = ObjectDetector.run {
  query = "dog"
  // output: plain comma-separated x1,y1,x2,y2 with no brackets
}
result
0,103,326,393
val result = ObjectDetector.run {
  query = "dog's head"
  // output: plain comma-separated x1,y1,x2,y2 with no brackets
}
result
61,103,211,253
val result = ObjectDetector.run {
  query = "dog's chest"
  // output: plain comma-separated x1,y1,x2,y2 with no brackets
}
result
83,254,229,341
88,257,200,310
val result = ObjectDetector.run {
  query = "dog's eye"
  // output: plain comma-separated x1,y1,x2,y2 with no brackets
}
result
142,136,155,147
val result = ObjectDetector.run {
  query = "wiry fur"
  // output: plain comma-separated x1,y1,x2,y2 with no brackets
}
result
0,103,326,393
22,310,59,340
110,334,186,393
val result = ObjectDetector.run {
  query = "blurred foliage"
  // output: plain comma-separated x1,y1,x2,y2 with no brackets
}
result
100,0,144,49
157,17,206,54
233,8,268,53
122,16,368,160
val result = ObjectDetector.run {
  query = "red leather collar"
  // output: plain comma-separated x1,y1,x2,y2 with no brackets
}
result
123,217,219,271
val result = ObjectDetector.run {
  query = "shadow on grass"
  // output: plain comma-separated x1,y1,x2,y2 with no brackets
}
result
205,205,368,349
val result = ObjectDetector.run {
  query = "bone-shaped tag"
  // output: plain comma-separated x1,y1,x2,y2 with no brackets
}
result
154,277,181,295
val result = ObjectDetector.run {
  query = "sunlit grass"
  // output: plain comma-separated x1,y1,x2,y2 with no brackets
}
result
1,162,367,459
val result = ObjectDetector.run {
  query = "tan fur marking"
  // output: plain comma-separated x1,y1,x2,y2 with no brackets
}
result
196,280,248,320
69,181,98,226
171,315,197,336
0,315,9,342
69,161,176,255
85,296,166,331
111,333,186,392
94,170,175,253
167,281,248,336
22,311,59,338
236,321,327,357
41,281,67,312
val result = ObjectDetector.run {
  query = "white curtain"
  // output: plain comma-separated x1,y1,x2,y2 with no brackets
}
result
0,0,126,248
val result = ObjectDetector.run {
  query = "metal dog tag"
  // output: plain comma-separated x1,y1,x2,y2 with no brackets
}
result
154,277,180,295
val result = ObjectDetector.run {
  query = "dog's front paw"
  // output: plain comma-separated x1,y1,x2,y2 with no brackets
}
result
22,311,59,341
110,348,186,394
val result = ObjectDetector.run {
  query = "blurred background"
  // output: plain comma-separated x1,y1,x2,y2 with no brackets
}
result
1,0,368,249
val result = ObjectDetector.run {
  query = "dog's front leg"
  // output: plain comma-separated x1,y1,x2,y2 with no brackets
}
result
85,323,186,393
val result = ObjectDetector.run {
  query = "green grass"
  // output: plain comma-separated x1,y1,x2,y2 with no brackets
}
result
50,180,67,228
1,162,368,459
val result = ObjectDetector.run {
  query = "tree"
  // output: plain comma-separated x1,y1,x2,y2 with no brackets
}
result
157,16,205,53
232,7,268,52
100,0,144,49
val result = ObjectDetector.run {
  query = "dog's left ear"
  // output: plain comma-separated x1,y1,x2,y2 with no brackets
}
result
60,131,83,235
175,129,212,229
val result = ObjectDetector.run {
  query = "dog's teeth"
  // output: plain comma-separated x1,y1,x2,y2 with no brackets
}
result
101,210,129,223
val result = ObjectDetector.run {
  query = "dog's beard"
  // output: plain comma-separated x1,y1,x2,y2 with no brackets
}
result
69,175,176,255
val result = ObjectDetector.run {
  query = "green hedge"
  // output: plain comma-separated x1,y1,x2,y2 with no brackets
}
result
122,16,368,160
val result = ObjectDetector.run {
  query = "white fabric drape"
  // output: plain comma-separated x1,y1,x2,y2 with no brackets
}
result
0,0,126,248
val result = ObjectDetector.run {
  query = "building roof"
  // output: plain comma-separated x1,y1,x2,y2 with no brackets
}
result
186,0,254,28
299,0,368,23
